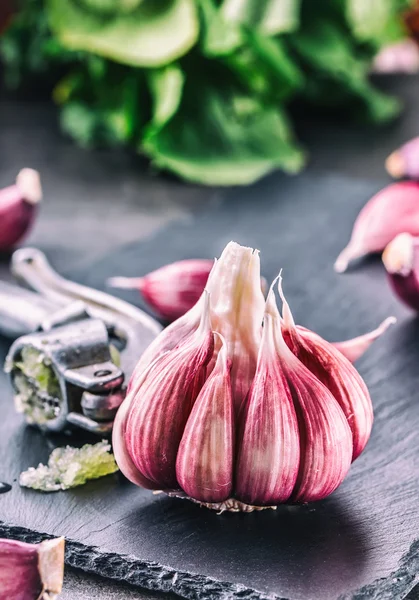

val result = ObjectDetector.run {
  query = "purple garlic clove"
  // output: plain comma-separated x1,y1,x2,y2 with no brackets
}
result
0,168,42,251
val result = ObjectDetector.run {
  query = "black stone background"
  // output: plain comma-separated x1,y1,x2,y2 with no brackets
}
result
1,76,419,600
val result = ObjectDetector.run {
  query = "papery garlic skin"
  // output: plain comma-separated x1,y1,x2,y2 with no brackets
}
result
108,259,214,322
0,169,42,251
335,182,419,273
208,242,265,410
125,293,214,489
129,243,265,410
176,336,234,503
386,136,419,180
331,317,396,363
383,232,419,311
0,536,64,599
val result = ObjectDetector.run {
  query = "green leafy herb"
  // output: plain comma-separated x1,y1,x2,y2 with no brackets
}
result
47,0,199,67
0,0,409,185
220,0,301,36
345,0,410,47
291,19,402,123
143,77,305,186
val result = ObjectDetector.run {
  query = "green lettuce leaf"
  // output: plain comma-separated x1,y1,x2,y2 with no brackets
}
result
0,0,76,89
345,0,409,47
142,77,305,185
225,30,304,102
146,64,185,130
47,0,199,67
291,19,402,123
57,58,143,147
199,0,243,56
220,0,301,35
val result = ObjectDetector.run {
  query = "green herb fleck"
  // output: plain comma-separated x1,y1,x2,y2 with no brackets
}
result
20,440,119,491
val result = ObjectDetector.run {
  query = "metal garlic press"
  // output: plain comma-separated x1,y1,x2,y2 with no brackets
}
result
0,248,162,434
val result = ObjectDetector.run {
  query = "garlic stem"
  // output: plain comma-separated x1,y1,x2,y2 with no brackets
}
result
107,276,145,290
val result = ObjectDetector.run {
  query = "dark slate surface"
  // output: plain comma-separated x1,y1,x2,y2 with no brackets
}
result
1,76,419,600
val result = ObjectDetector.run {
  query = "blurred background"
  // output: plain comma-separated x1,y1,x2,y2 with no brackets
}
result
2,2,419,600
2,0,419,188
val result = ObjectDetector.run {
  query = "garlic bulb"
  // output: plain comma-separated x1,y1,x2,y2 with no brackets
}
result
114,242,376,512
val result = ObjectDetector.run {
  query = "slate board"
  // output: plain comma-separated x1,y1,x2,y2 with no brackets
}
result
1,77,419,600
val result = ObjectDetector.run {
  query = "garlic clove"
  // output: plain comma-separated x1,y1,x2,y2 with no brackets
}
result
334,182,419,272
124,293,214,489
372,40,419,75
0,536,64,599
176,334,234,503
383,232,419,311
265,282,353,501
112,392,160,490
208,242,265,411
108,259,215,323
331,317,396,363
0,168,42,251
386,136,419,180
235,307,300,506
279,279,372,461
113,354,169,490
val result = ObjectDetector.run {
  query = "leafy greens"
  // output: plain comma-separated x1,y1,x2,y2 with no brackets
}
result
0,0,412,186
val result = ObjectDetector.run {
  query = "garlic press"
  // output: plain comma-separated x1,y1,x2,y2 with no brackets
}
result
0,248,162,434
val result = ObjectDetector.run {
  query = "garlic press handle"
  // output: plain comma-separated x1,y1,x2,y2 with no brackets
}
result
0,281,58,338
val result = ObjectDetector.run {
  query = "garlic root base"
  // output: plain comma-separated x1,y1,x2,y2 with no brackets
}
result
165,491,277,513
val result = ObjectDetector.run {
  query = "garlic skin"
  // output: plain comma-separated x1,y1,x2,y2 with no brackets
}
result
115,242,373,512
0,169,42,251
331,317,396,363
383,232,419,311
0,536,64,599
108,259,215,322
386,137,419,180
335,182,419,273
208,242,265,410
128,244,265,409
279,282,372,460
